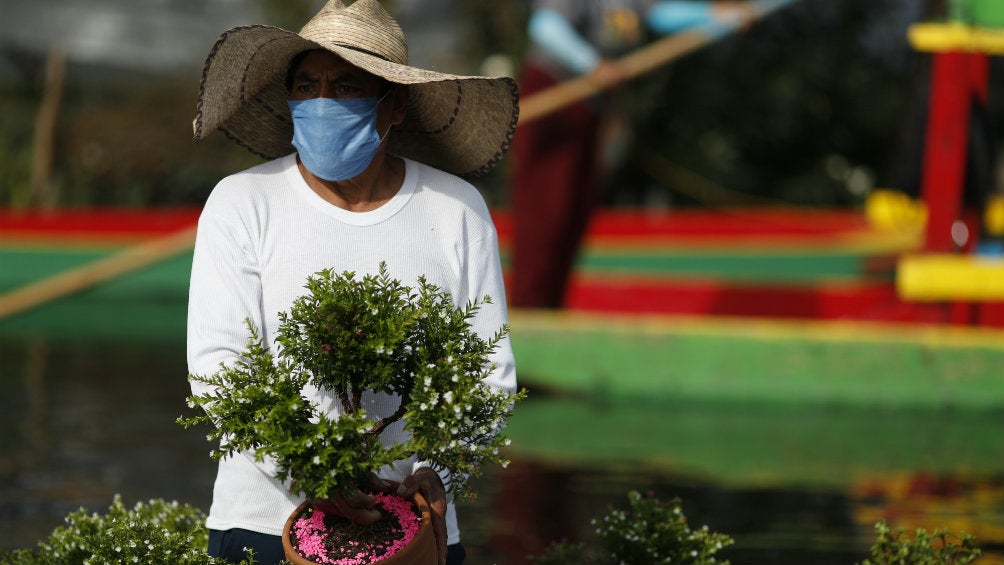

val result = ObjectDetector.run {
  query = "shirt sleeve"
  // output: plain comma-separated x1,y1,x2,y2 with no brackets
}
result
187,198,264,380
528,8,601,75
412,205,518,495
186,189,278,476
646,1,715,34
465,226,517,399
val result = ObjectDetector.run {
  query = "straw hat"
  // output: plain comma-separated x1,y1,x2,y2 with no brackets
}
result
193,0,519,178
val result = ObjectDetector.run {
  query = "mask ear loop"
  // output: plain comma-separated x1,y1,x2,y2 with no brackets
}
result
376,86,398,143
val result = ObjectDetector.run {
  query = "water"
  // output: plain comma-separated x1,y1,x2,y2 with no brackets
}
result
1,335,1002,564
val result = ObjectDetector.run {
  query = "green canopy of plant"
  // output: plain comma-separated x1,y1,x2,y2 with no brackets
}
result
180,264,525,500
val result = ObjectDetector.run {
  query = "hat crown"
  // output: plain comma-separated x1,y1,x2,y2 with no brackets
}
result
299,0,408,65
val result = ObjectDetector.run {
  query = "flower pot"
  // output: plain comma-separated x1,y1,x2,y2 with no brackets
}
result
281,489,438,565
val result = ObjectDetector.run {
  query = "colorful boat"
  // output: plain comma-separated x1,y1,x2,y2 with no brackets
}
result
5,205,998,325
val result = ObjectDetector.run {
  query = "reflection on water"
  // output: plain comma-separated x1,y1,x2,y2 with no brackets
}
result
1,335,1002,564
0,337,216,548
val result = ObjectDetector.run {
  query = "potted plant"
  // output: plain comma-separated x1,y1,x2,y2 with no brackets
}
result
179,263,525,565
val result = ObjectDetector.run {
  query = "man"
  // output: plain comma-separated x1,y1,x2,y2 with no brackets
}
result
187,1,519,564
510,0,756,308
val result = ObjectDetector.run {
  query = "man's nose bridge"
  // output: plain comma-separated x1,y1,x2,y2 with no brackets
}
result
318,79,333,99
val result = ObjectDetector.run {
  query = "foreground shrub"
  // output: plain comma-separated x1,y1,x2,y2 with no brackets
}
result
529,490,734,565
528,493,985,565
857,520,982,565
0,496,253,565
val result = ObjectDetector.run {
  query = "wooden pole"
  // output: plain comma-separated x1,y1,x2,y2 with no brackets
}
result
518,0,794,125
0,225,197,320
519,30,712,125
30,47,67,208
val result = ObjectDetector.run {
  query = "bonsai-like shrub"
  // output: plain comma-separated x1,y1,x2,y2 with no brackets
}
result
529,490,734,565
179,263,524,501
0,496,251,565
857,520,982,565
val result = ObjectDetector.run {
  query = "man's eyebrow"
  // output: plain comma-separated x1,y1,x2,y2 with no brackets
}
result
292,70,319,82
293,70,369,85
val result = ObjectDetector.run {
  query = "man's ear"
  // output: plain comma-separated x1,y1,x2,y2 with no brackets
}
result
391,85,409,126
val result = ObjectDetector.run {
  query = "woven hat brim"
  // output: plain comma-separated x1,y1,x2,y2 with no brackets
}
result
193,25,519,178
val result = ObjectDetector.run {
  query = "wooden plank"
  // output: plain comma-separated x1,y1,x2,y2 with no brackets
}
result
0,226,197,319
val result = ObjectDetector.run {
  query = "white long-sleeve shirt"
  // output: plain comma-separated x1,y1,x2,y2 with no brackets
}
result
186,154,517,543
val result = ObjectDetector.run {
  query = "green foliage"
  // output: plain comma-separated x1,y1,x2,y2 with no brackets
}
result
0,85,35,207
0,77,260,208
528,539,591,565
253,0,316,30
0,496,252,565
530,491,734,565
857,520,983,565
528,500,986,565
180,263,525,501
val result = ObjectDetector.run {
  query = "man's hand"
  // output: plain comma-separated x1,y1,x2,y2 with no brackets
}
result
711,1,758,29
591,59,628,90
396,467,448,565
310,473,394,525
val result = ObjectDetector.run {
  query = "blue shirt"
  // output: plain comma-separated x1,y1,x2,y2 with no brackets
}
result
528,0,716,75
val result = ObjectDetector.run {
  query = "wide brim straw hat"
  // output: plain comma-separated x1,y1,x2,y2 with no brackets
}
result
193,0,519,178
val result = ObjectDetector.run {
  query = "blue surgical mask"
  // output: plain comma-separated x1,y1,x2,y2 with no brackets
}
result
288,93,391,182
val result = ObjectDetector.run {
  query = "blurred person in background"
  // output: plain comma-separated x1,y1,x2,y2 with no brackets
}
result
509,0,756,308
187,1,519,563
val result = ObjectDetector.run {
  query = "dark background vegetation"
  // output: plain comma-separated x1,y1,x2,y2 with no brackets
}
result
2,0,1003,209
